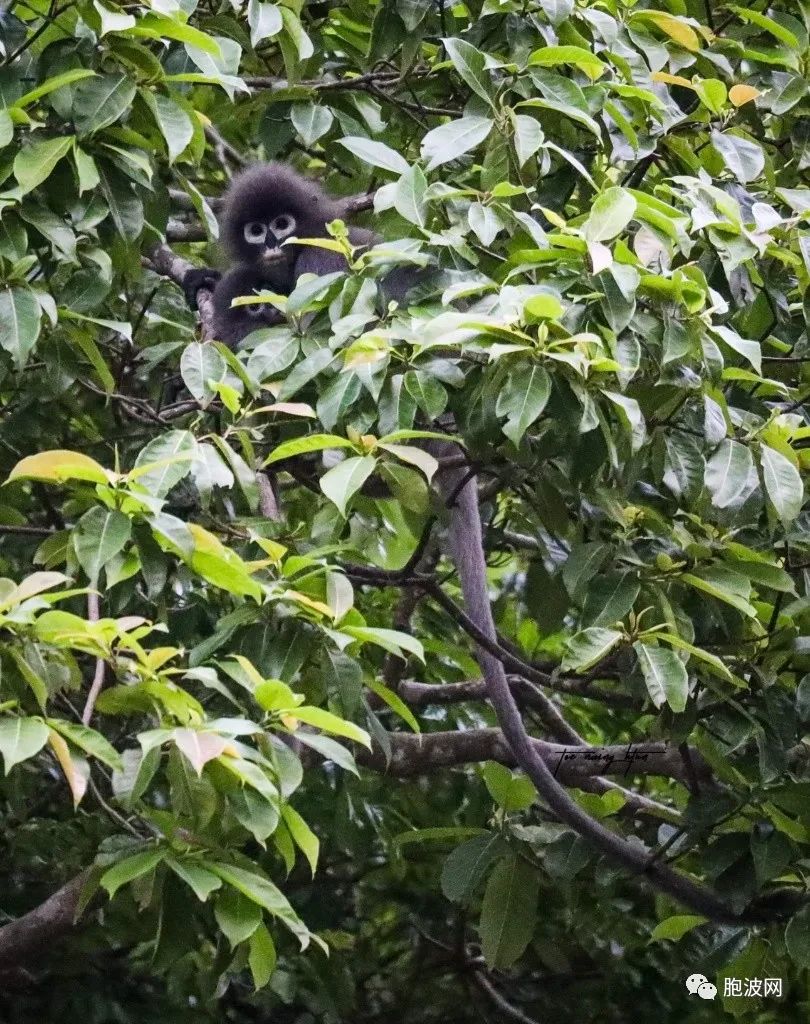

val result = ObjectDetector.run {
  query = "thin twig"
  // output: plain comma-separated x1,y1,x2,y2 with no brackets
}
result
81,591,105,726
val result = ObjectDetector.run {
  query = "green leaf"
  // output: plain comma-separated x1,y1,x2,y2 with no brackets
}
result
135,13,223,56
682,568,757,618
181,342,228,408
8,449,109,485
72,75,136,135
694,78,727,115
528,45,606,80
420,116,493,171
0,717,49,774
562,542,609,600
760,445,803,526
403,370,447,418
166,857,223,902
46,719,122,770
495,364,551,445
562,627,622,672
319,455,376,516
281,804,319,874
248,924,277,988
711,130,764,183
13,136,74,194
394,163,428,228
524,295,563,321
276,347,336,400
291,102,333,147
479,853,540,969
483,762,536,812
649,915,707,943
15,69,96,109
146,93,194,164
441,833,504,903
206,862,310,947
263,433,356,465
731,5,799,48
711,325,761,374
512,114,544,167
654,633,733,682
442,37,495,107
291,705,372,748
214,886,262,946
0,286,41,368
633,642,689,712
132,431,197,498
582,572,639,628
246,335,299,382
342,625,424,662
583,187,637,243
337,136,409,175
704,440,754,509
365,677,420,732
72,507,131,584
786,904,810,969
248,0,283,47
100,848,165,898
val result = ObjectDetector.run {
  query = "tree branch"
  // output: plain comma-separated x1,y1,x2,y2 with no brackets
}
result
81,590,105,725
0,870,91,972
359,728,706,787
433,442,760,924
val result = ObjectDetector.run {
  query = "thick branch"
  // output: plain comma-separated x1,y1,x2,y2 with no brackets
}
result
148,243,215,341
0,870,90,971
434,443,756,924
359,728,704,786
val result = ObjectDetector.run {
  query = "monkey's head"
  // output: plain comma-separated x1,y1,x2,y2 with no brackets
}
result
220,163,344,279
212,264,285,349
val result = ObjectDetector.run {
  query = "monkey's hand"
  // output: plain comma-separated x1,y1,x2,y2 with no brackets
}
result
182,267,222,310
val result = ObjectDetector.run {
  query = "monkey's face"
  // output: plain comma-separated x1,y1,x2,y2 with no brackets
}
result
237,212,298,272
221,164,343,281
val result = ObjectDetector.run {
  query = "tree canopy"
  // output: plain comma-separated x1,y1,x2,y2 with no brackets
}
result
1,0,810,1020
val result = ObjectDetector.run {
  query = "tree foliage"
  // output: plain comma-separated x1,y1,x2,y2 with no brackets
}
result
2,0,810,1020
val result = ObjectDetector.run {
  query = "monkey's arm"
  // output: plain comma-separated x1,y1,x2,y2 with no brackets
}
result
182,267,222,310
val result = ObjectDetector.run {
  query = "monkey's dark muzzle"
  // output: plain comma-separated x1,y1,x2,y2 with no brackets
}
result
259,241,286,266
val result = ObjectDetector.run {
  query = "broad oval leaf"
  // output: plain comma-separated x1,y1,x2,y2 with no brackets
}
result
760,445,803,525
420,115,493,171
634,641,689,712
319,454,376,517
0,716,49,774
704,439,754,509
479,853,540,969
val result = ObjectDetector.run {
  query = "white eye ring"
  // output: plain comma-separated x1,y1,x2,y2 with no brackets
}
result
246,303,266,318
270,214,296,240
244,221,267,244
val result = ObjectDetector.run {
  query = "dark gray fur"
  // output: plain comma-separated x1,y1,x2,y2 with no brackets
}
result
211,265,285,350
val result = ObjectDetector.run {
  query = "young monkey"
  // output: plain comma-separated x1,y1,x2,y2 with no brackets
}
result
211,264,285,350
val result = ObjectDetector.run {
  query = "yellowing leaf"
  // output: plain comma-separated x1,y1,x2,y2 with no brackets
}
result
7,449,111,485
632,12,701,52
282,589,332,617
729,84,760,107
651,71,693,89
48,729,89,807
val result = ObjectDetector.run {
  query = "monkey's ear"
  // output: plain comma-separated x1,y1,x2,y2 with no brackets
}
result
182,268,222,310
